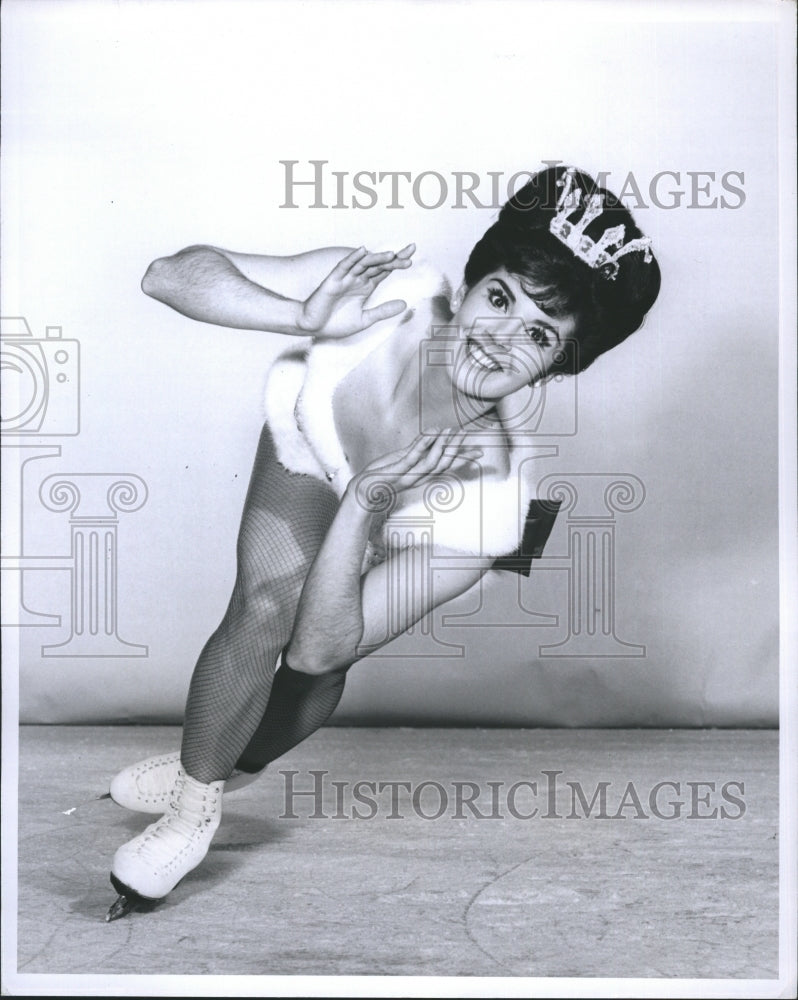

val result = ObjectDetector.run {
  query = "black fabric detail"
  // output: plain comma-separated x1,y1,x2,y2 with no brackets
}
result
490,499,562,577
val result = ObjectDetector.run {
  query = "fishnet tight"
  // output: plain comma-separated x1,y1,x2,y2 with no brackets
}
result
180,424,347,784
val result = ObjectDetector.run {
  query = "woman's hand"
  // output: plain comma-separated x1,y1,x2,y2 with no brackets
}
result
287,428,485,674
296,244,416,338
348,429,483,515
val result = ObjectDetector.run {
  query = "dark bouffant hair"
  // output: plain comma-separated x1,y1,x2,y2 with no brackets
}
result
463,165,661,376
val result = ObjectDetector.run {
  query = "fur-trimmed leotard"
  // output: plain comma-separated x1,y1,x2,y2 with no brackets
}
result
262,262,543,568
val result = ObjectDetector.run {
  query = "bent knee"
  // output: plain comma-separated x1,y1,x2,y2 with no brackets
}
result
221,588,297,650
285,646,351,677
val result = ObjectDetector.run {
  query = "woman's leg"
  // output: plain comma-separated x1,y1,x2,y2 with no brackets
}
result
234,658,349,773
108,424,355,913
179,423,341,784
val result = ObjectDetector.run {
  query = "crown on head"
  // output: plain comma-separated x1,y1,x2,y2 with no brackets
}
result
549,167,653,280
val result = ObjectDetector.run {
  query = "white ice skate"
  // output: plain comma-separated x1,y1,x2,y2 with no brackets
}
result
108,751,263,815
106,769,224,920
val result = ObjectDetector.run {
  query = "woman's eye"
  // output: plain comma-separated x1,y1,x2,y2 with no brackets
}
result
527,326,550,347
487,287,508,310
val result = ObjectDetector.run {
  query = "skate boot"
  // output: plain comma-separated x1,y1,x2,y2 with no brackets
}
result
106,768,224,920
109,751,264,814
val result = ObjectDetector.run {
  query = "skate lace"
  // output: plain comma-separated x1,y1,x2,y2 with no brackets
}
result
135,752,180,798
138,773,219,866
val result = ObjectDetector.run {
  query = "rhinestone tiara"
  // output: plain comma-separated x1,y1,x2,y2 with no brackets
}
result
549,167,653,280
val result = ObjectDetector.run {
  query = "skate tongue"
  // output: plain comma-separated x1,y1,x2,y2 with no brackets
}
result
170,772,223,827
128,772,224,860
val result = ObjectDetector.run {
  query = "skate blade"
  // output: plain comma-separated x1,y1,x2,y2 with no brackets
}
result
105,874,161,921
106,894,137,922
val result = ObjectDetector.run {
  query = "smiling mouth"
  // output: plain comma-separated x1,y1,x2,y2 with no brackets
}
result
465,338,502,373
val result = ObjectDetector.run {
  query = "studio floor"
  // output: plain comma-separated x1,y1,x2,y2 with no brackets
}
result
8,726,782,989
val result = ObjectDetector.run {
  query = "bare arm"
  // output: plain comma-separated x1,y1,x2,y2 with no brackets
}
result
285,431,493,673
141,243,415,337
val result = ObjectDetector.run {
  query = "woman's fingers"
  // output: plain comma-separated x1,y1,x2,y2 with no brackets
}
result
365,428,482,492
327,246,416,317
366,269,396,291
423,431,478,476
351,249,397,275
355,436,482,509
422,428,457,469
330,246,369,279
362,299,408,326
363,258,413,285
353,245,416,277
391,429,438,471
331,244,415,281
397,429,475,488
431,431,466,474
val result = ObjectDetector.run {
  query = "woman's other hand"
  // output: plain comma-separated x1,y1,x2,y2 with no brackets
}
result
289,429,487,673
297,244,415,338
348,429,483,514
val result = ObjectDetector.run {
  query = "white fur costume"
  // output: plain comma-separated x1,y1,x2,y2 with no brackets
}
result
263,263,536,563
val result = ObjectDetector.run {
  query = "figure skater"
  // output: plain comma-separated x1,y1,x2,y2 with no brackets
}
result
105,165,660,920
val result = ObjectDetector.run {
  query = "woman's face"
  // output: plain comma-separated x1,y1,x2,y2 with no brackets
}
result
449,269,577,400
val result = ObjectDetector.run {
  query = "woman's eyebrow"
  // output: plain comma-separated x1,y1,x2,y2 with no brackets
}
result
494,277,516,303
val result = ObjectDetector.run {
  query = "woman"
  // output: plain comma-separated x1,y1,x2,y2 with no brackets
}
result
106,165,660,919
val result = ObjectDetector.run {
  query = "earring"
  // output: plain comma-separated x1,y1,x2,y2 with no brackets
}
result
450,283,466,312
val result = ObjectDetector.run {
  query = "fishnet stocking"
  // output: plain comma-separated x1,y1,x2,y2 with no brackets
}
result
235,655,348,773
180,424,343,783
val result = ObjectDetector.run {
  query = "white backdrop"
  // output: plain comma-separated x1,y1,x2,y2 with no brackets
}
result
1,0,790,725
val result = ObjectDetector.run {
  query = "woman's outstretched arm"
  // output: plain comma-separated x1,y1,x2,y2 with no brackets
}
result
285,431,493,674
141,243,415,337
